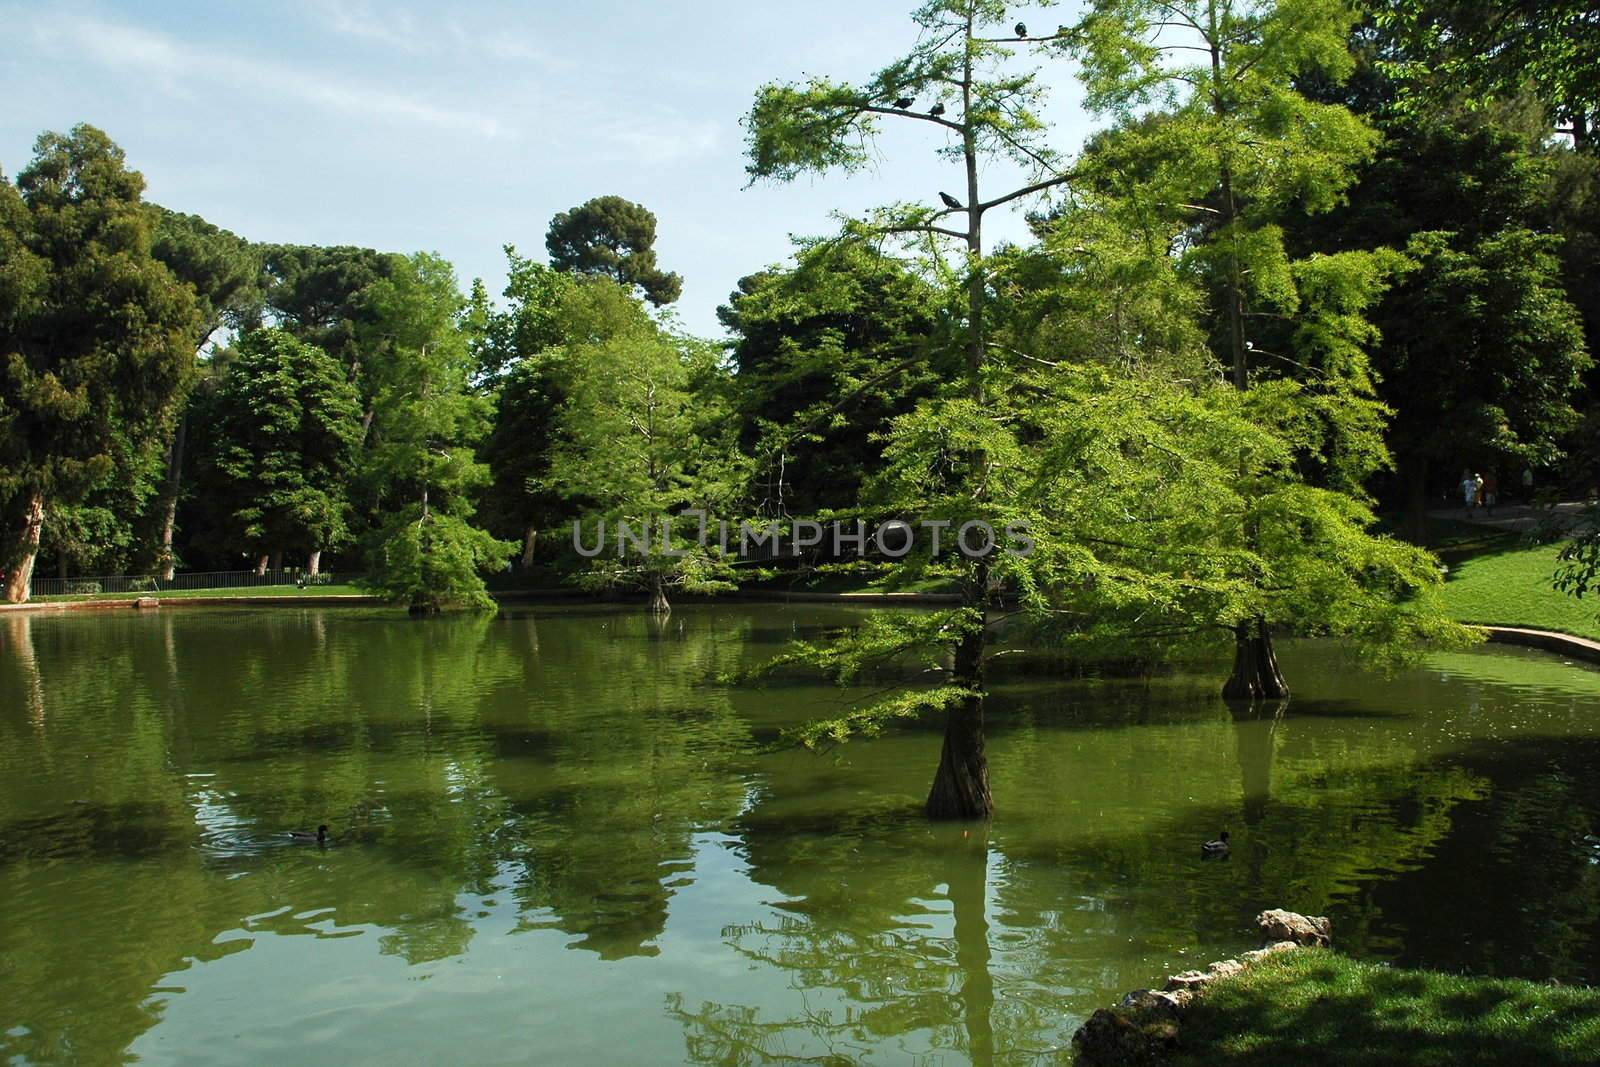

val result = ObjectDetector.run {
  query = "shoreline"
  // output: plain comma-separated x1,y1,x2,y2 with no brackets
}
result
7,593,1599,665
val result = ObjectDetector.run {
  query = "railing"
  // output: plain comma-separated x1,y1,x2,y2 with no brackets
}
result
28,569,357,599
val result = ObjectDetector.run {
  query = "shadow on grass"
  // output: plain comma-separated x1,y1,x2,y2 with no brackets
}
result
1172,951,1600,1066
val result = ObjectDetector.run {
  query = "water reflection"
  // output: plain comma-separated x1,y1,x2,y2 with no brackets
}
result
2,612,1600,1064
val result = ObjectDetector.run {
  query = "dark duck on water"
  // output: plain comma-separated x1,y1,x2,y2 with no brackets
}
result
1201,830,1230,859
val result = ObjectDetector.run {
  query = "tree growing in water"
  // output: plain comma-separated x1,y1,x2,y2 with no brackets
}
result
744,0,1082,818
1065,0,1414,697
361,253,514,612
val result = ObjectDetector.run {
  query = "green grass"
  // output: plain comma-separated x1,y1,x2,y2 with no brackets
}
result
1438,541,1600,642
33,583,369,603
1171,950,1600,1067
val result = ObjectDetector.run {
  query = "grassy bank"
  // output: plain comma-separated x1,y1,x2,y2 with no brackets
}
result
33,583,366,603
1172,950,1600,1066
1438,542,1600,642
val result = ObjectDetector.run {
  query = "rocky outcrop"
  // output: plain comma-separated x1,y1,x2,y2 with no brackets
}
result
1255,908,1331,947
1071,910,1330,1066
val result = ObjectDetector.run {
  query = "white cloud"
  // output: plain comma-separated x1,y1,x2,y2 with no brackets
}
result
28,12,506,138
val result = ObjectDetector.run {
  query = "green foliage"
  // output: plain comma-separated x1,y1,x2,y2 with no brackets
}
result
1377,0,1600,147
148,206,261,348
0,124,200,598
719,238,949,513
544,280,744,606
360,253,514,610
546,196,682,306
211,327,363,560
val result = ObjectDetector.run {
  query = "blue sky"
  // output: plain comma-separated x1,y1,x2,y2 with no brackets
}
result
2,1,1095,337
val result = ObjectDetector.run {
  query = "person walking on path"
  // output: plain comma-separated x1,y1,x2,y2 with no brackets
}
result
1461,471,1479,515
1483,471,1499,516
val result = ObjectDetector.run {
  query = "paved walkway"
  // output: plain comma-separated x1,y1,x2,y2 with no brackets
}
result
1425,500,1592,536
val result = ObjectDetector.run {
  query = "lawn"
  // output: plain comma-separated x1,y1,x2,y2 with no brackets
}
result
1172,950,1600,1067
1438,541,1600,642
33,583,369,603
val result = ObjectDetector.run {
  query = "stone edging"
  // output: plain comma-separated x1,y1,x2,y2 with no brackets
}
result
1071,909,1333,1066
1480,625,1600,666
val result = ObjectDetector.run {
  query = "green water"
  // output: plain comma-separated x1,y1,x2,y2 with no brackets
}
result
3,606,1600,1065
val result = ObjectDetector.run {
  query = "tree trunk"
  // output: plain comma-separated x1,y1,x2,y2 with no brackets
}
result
157,413,188,581
1401,453,1430,545
57,549,68,581
269,550,283,577
4,493,45,605
649,573,671,615
307,549,322,576
1223,619,1289,701
927,570,993,820
254,554,269,577
520,525,538,570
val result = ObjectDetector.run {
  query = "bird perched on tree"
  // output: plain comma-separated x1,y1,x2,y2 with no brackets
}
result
939,191,963,211
893,97,914,110
929,102,946,117
1015,21,1027,37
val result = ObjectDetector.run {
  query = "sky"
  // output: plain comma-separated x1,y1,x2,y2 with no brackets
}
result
1,1,1096,337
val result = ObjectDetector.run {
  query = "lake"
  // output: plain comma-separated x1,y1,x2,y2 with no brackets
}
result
2,605,1599,1065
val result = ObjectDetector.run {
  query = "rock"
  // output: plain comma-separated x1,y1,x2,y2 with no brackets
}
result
1241,940,1301,963
1071,1007,1179,1066
1207,958,1246,979
1164,969,1214,992
133,597,160,610
1255,908,1331,947
1119,988,1192,1018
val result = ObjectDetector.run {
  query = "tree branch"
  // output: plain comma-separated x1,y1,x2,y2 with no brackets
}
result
977,172,1078,213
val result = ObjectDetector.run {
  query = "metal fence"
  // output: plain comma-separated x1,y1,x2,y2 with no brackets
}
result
28,569,357,599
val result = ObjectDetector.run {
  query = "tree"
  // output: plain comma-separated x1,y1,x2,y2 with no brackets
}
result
1068,0,1410,697
545,195,683,306
361,253,514,612
476,248,576,568
718,239,950,515
744,0,1083,818
1287,69,1593,539
1377,0,1600,150
545,280,742,613
146,206,261,577
210,328,363,574
0,125,200,603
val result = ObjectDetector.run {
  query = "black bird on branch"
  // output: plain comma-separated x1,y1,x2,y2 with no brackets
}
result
939,191,964,211
1015,21,1027,37
893,97,914,109
929,102,946,117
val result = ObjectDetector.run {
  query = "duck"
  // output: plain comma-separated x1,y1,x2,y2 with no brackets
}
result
1201,830,1230,859
288,824,330,845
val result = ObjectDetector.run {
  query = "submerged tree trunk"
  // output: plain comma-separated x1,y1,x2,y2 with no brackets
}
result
649,573,671,615
520,525,538,570
927,560,993,820
1223,618,1289,701
157,413,188,581
307,549,322,577
4,493,46,605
